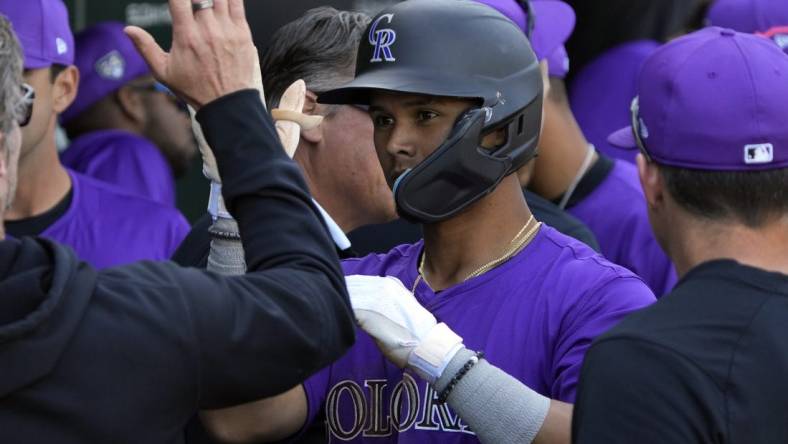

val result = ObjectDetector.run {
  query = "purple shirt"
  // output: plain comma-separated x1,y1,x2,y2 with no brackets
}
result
568,159,677,297
40,170,189,269
61,130,176,206
303,226,655,442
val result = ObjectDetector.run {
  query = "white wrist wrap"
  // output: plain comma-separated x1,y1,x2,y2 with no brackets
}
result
207,182,233,221
408,323,463,383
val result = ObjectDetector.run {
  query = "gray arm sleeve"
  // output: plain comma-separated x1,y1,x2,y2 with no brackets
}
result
207,217,247,275
432,348,550,444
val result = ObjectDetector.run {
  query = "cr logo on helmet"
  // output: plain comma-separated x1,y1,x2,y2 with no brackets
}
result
369,14,397,63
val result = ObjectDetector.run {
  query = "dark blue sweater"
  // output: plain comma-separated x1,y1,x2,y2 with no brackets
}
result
0,90,355,443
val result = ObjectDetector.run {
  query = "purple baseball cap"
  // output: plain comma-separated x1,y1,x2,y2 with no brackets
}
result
474,0,575,78
706,0,788,34
61,21,152,124
0,0,74,69
608,27,788,171
570,40,659,164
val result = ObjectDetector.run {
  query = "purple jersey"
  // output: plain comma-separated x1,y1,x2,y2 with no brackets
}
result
568,159,677,297
40,170,189,269
61,130,176,206
303,226,655,443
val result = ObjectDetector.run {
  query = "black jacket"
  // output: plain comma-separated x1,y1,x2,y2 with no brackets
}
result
0,90,355,443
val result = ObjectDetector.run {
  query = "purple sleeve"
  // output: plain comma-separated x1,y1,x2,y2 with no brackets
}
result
66,141,176,207
96,148,173,206
341,256,371,275
550,277,655,402
164,212,191,259
301,365,332,431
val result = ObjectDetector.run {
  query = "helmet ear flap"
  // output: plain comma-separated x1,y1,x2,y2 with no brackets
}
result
393,97,543,225
494,93,543,174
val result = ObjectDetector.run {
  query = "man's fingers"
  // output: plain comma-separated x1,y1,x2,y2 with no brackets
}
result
210,0,229,18
227,0,247,24
124,26,168,79
192,4,220,33
169,0,195,30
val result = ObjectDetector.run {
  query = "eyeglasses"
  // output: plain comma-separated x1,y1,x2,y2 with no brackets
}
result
17,83,35,127
128,82,189,113
630,95,653,162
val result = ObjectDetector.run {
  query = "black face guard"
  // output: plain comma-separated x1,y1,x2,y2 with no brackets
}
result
393,96,541,224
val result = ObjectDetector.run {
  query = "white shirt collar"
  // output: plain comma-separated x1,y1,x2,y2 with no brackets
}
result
312,199,352,251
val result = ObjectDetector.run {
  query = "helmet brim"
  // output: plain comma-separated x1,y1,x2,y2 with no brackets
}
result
317,67,487,105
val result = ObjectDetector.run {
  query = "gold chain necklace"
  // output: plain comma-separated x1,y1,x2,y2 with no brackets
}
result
411,215,542,293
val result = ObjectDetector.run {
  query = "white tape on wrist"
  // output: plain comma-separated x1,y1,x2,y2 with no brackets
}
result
408,323,464,383
207,182,233,221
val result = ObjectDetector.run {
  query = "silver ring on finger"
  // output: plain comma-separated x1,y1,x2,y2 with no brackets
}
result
192,0,214,12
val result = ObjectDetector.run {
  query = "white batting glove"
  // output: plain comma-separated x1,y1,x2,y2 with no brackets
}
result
345,275,464,383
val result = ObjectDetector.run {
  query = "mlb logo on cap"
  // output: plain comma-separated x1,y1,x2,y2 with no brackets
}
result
745,144,774,164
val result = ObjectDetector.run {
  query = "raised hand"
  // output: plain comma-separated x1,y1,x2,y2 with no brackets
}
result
125,0,256,109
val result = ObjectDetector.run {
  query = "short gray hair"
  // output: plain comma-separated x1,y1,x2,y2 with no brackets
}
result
261,7,371,109
0,15,22,138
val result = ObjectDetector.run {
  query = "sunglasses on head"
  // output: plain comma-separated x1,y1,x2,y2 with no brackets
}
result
17,83,34,127
630,96,653,162
515,0,536,41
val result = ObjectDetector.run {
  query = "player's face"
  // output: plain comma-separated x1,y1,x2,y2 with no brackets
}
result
139,79,197,177
368,92,476,188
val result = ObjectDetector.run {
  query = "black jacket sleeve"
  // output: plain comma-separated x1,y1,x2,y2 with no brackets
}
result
148,90,353,408
572,337,724,444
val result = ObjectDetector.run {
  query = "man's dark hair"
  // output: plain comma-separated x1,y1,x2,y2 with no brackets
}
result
661,165,788,228
49,63,68,83
260,7,370,109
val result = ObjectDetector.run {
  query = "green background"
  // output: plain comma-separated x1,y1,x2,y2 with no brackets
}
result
60,0,393,222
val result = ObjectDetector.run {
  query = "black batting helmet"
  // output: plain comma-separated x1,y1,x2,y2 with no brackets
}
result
319,0,543,223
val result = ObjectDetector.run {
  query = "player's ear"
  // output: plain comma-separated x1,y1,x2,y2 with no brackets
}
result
637,153,664,211
52,65,79,114
300,90,323,144
539,60,550,97
114,85,147,125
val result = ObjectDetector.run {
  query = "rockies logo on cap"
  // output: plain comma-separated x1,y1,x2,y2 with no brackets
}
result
369,14,396,63
95,50,126,80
